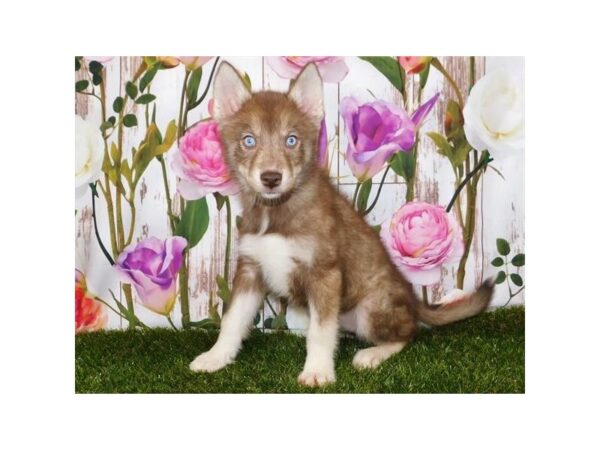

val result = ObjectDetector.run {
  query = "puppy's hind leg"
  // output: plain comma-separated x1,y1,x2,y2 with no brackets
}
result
352,342,407,369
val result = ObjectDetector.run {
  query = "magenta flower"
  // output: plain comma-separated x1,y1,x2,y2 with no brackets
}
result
171,120,239,200
381,202,463,286
115,236,187,316
266,56,349,83
340,94,439,181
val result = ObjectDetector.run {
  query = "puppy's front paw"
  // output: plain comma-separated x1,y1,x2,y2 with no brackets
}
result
189,350,234,373
297,368,336,387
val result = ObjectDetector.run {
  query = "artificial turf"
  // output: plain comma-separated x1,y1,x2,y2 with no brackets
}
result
75,305,524,393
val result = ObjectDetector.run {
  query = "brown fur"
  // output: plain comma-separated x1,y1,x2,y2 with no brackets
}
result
216,62,493,349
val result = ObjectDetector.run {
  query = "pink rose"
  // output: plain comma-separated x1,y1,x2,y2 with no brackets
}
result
171,120,239,199
381,202,463,286
266,56,349,83
398,57,432,75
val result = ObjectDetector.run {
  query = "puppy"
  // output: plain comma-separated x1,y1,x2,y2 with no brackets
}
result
189,61,493,387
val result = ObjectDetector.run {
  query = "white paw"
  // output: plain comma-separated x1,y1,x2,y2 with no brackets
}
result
297,368,336,387
352,348,386,369
189,350,234,373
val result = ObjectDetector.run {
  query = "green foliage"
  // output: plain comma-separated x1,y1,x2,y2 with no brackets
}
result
496,238,511,256
139,66,158,92
88,60,103,74
491,237,525,304
135,94,156,105
511,253,525,267
175,197,210,250
125,81,138,100
359,56,405,95
75,80,89,92
76,306,524,393
213,192,227,211
186,66,203,106
356,179,372,212
216,274,231,304
112,96,124,113
389,151,416,181
123,114,138,127
75,57,82,71
419,62,431,89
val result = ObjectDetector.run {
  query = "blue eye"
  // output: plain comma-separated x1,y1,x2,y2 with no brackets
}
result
286,135,298,148
242,135,256,148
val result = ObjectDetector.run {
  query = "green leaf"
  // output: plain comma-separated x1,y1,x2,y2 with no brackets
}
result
135,93,156,105
511,253,525,267
186,66,203,105
356,179,372,212
75,57,81,71
123,114,138,127
236,215,243,231
242,72,252,91
272,313,288,330
88,60,103,74
253,312,261,326
126,81,138,99
389,151,415,181
491,257,504,267
427,132,453,159
263,317,273,329
175,197,210,250
214,192,226,211
139,66,158,92
92,72,102,86
496,238,511,256
100,120,114,132
75,80,89,92
453,142,472,167
113,96,124,113
495,270,506,284
359,56,404,94
107,116,116,126
372,224,381,233
110,142,121,163
419,62,431,89
510,273,523,287
154,120,177,155
216,274,231,304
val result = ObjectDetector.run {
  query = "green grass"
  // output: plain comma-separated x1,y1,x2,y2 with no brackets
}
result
76,306,524,393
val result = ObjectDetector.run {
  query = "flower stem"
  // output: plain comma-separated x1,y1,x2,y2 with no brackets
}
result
90,184,115,266
352,181,361,209
158,156,176,233
166,315,178,331
431,57,465,108
362,164,391,216
446,152,492,213
188,57,221,110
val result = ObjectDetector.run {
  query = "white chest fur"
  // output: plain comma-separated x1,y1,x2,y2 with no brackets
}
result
238,232,315,296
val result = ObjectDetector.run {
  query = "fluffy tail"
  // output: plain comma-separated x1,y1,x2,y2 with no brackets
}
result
416,279,494,326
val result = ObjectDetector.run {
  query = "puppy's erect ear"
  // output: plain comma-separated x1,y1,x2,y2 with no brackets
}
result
212,61,251,121
288,63,324,127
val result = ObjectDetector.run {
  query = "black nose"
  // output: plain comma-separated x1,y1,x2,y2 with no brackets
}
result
260,171,282,189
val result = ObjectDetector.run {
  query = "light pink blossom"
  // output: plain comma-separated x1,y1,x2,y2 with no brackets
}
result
171,120,239,199
381,202,463,286
398,57,432,75
266,56,349,83
178,56,214,70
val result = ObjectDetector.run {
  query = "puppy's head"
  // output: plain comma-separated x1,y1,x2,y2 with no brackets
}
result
213,61,324,203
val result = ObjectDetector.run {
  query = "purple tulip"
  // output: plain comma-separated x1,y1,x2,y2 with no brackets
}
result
114,236,187,316
340,94,439,181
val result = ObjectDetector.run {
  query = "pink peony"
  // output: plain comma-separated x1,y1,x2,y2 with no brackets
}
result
266,56,349,83
381,202,463,286
171,120,239,199
398,57,432,75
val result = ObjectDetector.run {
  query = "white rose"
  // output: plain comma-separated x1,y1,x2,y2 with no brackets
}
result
75,115,104,207
463,68,524,158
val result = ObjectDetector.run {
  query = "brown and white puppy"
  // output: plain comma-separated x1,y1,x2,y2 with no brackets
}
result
189,61,494,387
